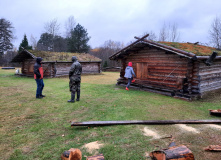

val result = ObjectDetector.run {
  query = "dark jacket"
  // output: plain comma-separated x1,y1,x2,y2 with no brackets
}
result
69,63,82,81
69,57,82,82
34,57,43,79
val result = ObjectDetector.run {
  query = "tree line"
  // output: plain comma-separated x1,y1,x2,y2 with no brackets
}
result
0,16,221,67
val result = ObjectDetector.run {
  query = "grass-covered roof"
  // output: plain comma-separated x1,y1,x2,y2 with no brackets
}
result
29,50,101,62
159,42,221,56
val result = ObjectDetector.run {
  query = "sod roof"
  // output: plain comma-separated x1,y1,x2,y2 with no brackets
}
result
11,50,101,63
158,42,221,56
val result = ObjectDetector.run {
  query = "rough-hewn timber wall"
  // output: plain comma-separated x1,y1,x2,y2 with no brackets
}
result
55,62,101,77
22,60,35,76
197,61,221,96
21,60,101,77
22,60,54,77
55,63,70,77
119,47,190,91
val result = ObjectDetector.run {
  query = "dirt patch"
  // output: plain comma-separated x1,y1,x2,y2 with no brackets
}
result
206,124,221,130
142,127,160,139
82,141,104,154
176,124,200,134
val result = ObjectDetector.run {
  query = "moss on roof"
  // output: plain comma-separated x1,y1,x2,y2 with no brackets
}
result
158,42,221,56
28,50,101,62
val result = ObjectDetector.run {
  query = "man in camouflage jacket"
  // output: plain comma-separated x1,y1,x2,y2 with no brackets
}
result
68,56,82,103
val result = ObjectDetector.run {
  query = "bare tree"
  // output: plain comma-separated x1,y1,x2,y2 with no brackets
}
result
159,23,169,42
209,16,221,49
142,31,157,41
89,40,124,68
44,18,60,36
158,22,180,42
44,18,60,51
65,16,76,38
169,23,180,42
30,34,37,50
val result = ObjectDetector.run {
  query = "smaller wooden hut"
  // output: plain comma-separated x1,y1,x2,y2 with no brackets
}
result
109,35,221,100
11,49,102,77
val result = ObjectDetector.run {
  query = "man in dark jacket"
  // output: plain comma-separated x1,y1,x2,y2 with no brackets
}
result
68,56,82,103
34,57,45,99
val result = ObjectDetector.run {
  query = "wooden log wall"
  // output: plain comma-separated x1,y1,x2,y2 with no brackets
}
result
55,63,71,77
22,59,35,77
119,47,190,92
197,60,221,96
55,62,101,77
21,60,101,78
22,60,54,77
81,62,100,74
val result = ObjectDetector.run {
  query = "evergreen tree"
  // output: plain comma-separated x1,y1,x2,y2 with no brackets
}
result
37,33,54,51
19,34,32,52
0,18,14,55
37,33,67,52
67,23,90,53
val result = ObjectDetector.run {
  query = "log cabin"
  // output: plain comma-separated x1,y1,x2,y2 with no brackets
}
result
11,49,102,77
109,35,221,100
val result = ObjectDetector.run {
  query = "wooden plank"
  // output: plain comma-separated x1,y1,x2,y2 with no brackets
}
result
71,120,221,126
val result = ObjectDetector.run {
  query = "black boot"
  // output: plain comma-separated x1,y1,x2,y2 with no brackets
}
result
76,91,80,101
68,92,75,103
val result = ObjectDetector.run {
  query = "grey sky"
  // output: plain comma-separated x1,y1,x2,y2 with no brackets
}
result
1,0,221,49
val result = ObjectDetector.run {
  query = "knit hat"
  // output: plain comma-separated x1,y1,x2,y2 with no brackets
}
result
128,62,132,67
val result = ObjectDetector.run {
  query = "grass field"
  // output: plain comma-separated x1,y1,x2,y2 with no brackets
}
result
0,68,221,160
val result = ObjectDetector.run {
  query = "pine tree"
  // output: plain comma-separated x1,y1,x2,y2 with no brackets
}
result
0,18,14,55
19,34,32,52
67,23,90,53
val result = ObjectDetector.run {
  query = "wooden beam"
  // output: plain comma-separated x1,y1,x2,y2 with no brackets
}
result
71,120,221,126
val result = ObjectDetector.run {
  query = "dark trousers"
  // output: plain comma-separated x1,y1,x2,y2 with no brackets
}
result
126,77,133,88
35,79,44,98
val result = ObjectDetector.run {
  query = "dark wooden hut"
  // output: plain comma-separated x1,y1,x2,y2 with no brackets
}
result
11,49,102,77
109,35,221,100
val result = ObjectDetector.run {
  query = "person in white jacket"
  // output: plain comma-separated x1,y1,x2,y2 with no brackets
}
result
124,62,136,90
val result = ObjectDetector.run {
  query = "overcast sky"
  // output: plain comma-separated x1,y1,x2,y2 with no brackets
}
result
1,0,221,49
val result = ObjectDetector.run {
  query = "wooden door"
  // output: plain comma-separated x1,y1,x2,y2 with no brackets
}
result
136,63,148,79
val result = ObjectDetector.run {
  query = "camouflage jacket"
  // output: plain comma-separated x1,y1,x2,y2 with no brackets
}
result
69,61,82,82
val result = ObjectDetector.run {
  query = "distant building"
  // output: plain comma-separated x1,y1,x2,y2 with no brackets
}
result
11,49,102,77
110,35,221,100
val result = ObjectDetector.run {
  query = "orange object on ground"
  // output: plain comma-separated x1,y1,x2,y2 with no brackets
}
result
150,145,194,160
61,148,82,160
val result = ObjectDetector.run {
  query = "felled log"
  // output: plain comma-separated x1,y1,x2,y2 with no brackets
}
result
86,154,105,160
204,145,221,151
71,120,221,127
150,145,194,160
209,109,221,117
61,148,82,160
